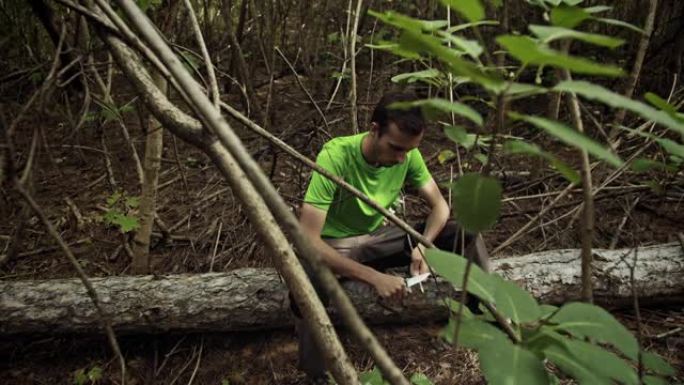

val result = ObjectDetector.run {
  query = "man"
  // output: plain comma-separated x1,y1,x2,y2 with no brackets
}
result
294,92,489,381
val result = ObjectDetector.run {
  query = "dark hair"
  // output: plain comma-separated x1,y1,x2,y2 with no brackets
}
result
371,92,425,136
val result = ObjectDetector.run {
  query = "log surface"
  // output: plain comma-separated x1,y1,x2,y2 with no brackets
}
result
1,243,682,334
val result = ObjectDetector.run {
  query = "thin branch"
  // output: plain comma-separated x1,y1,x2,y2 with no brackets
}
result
275,47,331,137
182,0,220,108
348,0,363,133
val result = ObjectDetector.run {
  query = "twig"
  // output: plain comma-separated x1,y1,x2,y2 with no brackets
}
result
609,197,640,250
348,0,363,133
64,197,85,230
655,327,682,339
13,180,126,383
186,337,204,385
325,0,354,112
275,47,331,137
209,221,222,272
182,0,219,108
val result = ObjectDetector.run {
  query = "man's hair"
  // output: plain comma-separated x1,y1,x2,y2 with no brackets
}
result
371,92,425,136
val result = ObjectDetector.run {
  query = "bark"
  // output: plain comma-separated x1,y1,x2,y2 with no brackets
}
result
131,71,166,274
2,243,681,334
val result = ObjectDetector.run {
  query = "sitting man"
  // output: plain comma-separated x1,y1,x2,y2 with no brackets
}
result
293,92,489,382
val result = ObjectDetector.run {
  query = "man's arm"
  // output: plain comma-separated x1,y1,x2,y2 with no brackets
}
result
410,178,450,275
299,203,406,299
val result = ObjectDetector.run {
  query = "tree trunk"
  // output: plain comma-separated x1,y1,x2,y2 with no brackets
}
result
131,71,166,274
2,243,681,334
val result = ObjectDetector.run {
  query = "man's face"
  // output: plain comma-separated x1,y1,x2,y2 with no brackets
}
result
370,122,423,167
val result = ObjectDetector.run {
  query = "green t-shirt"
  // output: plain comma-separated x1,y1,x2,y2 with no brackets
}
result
304,132,432,238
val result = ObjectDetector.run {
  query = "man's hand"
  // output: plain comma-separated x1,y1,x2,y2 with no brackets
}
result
371,272,406,299
410,244,429,276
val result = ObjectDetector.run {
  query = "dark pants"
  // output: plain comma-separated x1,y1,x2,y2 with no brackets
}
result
291,220,489,379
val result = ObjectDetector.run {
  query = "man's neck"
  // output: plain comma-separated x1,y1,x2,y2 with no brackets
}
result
361,134,379,167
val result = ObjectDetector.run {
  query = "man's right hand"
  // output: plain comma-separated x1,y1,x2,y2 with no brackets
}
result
371,272,406,299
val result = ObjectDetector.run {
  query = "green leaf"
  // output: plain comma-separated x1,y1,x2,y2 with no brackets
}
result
491,274,540,324
74,369,87,385
630,158,667,173
390,98,483,126
395,28,504,92
87,366,103,381
438,31,484,59
369,10,446,32
643,375,668,385
106,191,122,207
440,0,485,22
125,196,140,209
539,304,559,319
444,125,487,149
361,367,388,385
442,317,509,349
104,211,140,233
556,81,684,136
446,20,499,33
645,92,684,122
509,113,623,167
529,25,625,48
425,248,495,302
550,302,639,360
642,352,676,376
479,340,549,385
563,336,639,385
584,5,613,14
550,5,590,29
594,18,645,34
542,341,615,385
504,139,580,183
410,372,434,385
391,69,443,84
474,153,488,165
618,128,684,160
365,40,421,60
496,35,624,76
438,149,457,164
450,173,502,232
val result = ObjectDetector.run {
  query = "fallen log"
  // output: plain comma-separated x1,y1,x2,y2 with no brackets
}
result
1,243,682,334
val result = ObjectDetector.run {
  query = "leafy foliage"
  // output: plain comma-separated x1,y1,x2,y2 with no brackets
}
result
101,190,140,233
367,0,680,384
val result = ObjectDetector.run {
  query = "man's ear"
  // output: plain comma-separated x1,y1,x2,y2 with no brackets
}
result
370,122,379,136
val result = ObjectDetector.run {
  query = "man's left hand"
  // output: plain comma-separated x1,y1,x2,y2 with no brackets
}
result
410,244,429,276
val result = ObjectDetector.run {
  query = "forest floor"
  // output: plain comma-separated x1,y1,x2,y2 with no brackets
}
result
1,73,683,384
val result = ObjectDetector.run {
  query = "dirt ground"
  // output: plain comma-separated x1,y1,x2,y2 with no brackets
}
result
1,70,683,384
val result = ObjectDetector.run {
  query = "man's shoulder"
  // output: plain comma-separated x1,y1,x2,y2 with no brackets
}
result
322,133,364,151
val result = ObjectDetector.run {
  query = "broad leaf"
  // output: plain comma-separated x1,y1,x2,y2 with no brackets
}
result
479,340,548,385
550,302,639,360
584,5,612,14
445,125,487,149
391,98,483,126
447,20,499,33
550,5,590,29
643,375,668,385
410,372,434,385
504,139,580,183
398,29,504,92
557,336,639,385
360,367,388,385
555,81,684,136
496,35,623,76
450,173,502,232
509,113,623,167
529,25,624,48
441,0,485,22
642,352,676,376
391,69,444,85
438,149,457,164
543,341,614,385
365,41,421,60
645,92,684,122
491,274,540,323
618,126,684,159
594,18,645,34
442,317,509,349
438,31,484,59
425,248,495,303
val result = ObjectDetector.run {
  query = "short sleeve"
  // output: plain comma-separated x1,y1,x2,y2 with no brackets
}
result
303,143,343,211
406,149,432,188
